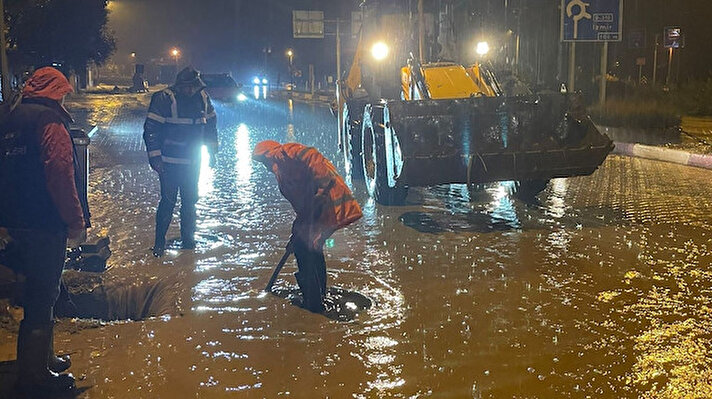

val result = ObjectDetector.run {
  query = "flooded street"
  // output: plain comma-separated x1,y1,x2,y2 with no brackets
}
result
2,93,712,398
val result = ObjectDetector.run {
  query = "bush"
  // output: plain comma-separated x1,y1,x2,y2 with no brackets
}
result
589,100,681,129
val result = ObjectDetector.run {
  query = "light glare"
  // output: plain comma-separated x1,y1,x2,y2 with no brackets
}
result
371,42,389,61
476,41,490,56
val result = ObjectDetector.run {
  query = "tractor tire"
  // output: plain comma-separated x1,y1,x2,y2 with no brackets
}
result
362,104,408,205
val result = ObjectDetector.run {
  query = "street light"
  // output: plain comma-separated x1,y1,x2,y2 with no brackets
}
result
371,41,389,61
475,41,490,56
286,49,294,89
171,48,180,65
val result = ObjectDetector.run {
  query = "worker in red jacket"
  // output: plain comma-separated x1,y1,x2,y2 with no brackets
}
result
253,141,362,312
0,67,87,394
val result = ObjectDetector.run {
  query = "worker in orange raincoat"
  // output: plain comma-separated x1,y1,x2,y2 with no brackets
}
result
253,141,362,312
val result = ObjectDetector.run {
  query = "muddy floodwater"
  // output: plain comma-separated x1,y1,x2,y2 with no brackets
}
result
2,94,712,398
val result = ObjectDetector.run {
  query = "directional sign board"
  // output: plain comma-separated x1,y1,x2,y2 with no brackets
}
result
561,0,623,42
293,10,324,39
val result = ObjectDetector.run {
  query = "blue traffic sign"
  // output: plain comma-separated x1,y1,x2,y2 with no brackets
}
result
561,0,623,42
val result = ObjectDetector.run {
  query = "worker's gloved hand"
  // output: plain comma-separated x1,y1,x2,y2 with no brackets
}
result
67,228,87,249
149,156,163,174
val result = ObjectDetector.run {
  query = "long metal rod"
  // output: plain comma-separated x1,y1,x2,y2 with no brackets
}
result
265,240,295,292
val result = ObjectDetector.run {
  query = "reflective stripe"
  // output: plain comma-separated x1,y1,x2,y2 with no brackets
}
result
147,112,166,123
201,91,209,115
161,156,193,164
165,117,207,125
166,89,178,119
164,139,187,146
296,146,314,160
148,150,162,157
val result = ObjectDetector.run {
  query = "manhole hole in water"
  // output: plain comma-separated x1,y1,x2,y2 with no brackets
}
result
55,270,182,321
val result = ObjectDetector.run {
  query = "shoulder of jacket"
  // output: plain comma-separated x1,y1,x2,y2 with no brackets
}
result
152,89,174,101
14,103,64,125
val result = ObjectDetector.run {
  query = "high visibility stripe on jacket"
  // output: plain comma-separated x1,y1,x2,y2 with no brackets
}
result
254,141,363,249
143,88,218,165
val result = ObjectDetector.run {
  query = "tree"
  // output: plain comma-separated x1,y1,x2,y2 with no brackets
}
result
5,0,115,73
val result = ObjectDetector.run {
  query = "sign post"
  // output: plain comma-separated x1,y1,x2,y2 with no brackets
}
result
561,0,623,103
663,26,683,87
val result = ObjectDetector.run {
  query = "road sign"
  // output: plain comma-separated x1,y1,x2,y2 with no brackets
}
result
561,0,623,42
636,57,646,66
293,10,324,39
663,26,683,48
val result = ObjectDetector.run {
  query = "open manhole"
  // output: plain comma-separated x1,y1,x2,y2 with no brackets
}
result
54,270,183,321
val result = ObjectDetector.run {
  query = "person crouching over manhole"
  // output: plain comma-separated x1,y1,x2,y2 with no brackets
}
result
0,67,90,394
253,141,363,313
143,67,218,257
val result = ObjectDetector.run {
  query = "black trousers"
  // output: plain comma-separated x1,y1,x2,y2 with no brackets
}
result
4,229,66,326
154,162,200,248
292,237,327,311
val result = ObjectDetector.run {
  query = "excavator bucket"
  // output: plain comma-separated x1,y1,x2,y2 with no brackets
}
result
365,92,613,190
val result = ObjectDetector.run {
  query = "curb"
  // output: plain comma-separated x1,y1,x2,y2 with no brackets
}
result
612,141,712,170
270,90,333,104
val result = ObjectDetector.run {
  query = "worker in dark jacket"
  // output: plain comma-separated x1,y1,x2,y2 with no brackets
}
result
253,141,362,312
0,67,87,393
143,67,218,257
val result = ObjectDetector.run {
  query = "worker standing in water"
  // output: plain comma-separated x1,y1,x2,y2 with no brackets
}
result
253,140,362,313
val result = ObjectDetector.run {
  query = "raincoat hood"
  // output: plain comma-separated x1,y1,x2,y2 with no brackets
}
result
252,140,282,163
174,66,206,89
22,67,74,101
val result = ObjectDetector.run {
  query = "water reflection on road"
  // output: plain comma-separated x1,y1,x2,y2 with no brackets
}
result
2,94,710,398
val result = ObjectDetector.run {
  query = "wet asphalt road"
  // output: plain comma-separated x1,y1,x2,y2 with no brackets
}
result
2,93,712,398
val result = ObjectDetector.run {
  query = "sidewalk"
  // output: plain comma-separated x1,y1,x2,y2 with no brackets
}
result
610,116,712,170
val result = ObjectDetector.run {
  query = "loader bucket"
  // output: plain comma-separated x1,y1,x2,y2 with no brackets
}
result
379,93,613,188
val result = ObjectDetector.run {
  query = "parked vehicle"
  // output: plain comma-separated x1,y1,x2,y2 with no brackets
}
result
202,73,242,102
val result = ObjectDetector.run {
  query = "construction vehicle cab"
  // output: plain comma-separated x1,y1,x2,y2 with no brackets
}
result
337,2,613,205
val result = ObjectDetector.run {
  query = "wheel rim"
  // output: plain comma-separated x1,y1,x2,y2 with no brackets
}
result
342,107,352,176
363,124,376,196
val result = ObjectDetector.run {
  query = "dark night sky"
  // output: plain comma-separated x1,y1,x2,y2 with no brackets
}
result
107,0,356,83
107,0,712,87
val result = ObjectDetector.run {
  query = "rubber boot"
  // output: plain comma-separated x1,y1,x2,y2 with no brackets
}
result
153,201,173,257
47,321,71,373
180,205,196,250
16,321,75,394
295,272,324,313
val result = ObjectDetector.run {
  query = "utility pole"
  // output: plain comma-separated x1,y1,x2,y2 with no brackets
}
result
599,41,608,105
0,0,11,101
336,18,341,82
665,47,673,87
418,0,425,62
568,42,576,92
652,34,659,85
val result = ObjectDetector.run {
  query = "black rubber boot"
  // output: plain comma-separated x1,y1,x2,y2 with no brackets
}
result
294,272,324,313
16,321,76,394
47,321,71,373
